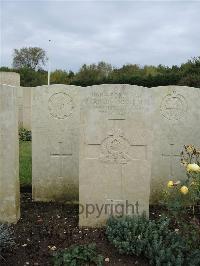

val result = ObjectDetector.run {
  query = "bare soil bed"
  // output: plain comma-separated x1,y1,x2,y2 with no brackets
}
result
1,193,149,266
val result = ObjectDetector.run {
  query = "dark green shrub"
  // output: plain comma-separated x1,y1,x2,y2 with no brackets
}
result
19,127,32,141
53,243,104,266
106,215,200,266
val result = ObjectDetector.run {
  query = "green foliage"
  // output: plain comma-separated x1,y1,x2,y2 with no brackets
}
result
162,145,200,222
19,128,32,141
13,47,47,70
106,215,200,266
72,62,113,86
160,145,200,258
0,224,14,254
19,68,47,87
1,56,200,87
178,73,200,88
51,69,71,84
19,141,32,187
161,188,188,221
53,243,104,266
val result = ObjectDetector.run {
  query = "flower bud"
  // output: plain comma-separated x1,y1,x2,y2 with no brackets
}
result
180,186,189,195
167,181,174,188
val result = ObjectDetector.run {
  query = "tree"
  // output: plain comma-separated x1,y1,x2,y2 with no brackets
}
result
72,62,112,86
50,69,71,84
19,68,47,87
12,47,47,70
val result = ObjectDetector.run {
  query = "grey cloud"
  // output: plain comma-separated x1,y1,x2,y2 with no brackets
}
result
1,1,200,71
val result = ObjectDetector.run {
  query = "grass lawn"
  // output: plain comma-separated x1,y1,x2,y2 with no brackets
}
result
19,141,32,187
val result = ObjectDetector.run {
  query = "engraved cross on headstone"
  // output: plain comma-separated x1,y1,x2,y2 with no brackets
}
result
162,143,180,178
50,141,72,178
87,139,128,202
87,118,147,201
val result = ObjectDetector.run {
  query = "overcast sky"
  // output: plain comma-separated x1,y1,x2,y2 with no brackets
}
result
1,0,200,72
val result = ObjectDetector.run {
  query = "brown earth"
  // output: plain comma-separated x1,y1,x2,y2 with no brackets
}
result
1,193,149,266
1,193,199,266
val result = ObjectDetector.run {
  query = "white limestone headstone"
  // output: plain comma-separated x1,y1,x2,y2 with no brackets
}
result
150,86,200,202
0,72,23,127
0,72,20,87
79,84,153,227
32,84,80,202
0,84,20,223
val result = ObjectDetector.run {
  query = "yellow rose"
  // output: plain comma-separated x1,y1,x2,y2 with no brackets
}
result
180,186,189,195
167,181,174,188
186,163,200,173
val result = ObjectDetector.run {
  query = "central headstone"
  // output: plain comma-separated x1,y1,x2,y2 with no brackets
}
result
32,85,80,202
79,84,153,227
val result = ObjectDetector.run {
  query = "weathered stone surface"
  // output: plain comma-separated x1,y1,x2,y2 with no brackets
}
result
23,87,32,130
150,86,200,202
0,72,23,127
17,86,23,127
27,82,200,209
0,84,20,223
79,84,153,227
32,84,80,202
0,72,20,86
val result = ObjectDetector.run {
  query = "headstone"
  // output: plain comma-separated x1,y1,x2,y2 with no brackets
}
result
0,72,20,86
17,86,23,128
23,87,32,130
32,85,80,202
0,72,23,127
79,84,153,227
150,86,200,202
0,84,20,223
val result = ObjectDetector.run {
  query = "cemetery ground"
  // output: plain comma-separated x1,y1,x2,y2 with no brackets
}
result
1,141,200,265
1,193,150,266
2,141,148,265
2,194,200,266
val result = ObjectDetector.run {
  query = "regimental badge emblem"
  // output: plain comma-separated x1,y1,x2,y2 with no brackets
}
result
48,92,74,119
160,90,187,121
100,129,131,164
